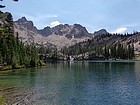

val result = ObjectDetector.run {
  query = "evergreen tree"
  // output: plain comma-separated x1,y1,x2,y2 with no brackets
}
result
30,43,39,67
0,12,41,69
104,44,109,59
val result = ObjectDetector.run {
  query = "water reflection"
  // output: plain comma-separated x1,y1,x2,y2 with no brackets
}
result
1,61,140,105
134,62,140,83
46,61,140,105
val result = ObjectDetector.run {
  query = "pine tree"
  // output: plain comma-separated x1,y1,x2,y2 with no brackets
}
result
104,44,109,59
30,43,39,67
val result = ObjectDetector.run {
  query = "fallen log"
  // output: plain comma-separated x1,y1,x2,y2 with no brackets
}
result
13,90,36,105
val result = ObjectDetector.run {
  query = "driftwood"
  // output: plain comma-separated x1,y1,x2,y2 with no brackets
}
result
13,90,36,105
0,87,36,105
0,86,17,91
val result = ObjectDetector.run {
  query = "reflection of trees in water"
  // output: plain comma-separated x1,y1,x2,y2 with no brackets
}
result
134,62,140,82
0,61,138,104
87,62,135,85
29,68,37,87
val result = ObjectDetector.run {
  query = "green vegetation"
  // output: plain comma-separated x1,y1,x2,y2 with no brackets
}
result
0,11,137,68
0,11,44,70
61,35,135,60
0,96,5,105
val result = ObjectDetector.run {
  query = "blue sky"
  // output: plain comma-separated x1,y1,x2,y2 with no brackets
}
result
1,0,140,33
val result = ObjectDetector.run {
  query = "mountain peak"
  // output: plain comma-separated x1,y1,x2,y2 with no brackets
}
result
14,16,92,39
15,17,38,33
17,17,27,23
93,29,109,36
38,26,52,36
73,24,83,27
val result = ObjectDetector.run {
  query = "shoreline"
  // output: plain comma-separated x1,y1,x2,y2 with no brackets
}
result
0,65,47,73
1,59,140,72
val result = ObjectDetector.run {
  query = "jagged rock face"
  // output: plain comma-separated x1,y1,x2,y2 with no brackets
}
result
15,16,140,54
93,29,109,36
38,27,52,36
15,17,91,39
8,16,140,54
65,24,90,39
51,24,72,37
38,23,90,39
14,17,38,33
14,17,91,49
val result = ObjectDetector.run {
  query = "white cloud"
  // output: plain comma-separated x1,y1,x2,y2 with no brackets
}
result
50,21,61,27
14,12,58,21
123,24,140,28
37,15,58,19
112,27,127,34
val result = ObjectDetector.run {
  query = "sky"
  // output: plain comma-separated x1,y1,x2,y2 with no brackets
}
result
1,0,140,33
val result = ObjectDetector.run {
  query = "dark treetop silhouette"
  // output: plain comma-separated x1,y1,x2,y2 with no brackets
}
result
0,0,18,8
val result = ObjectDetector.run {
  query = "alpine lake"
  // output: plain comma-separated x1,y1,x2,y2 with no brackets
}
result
0,60,140,105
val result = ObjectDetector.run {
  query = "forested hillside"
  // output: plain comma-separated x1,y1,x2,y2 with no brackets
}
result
61,33,136,60
0,12,44,70
0,11,140,69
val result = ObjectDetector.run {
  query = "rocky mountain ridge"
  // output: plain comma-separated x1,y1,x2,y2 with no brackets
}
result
14,17,92,38
14,16,140,54
14,17,92,49
93,29,109,36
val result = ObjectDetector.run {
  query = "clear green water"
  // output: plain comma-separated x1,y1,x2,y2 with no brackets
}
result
1,61,140,105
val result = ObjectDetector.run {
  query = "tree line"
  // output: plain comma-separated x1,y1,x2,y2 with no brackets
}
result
0,12,44,69
61,36,135,60
0,11,136,68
